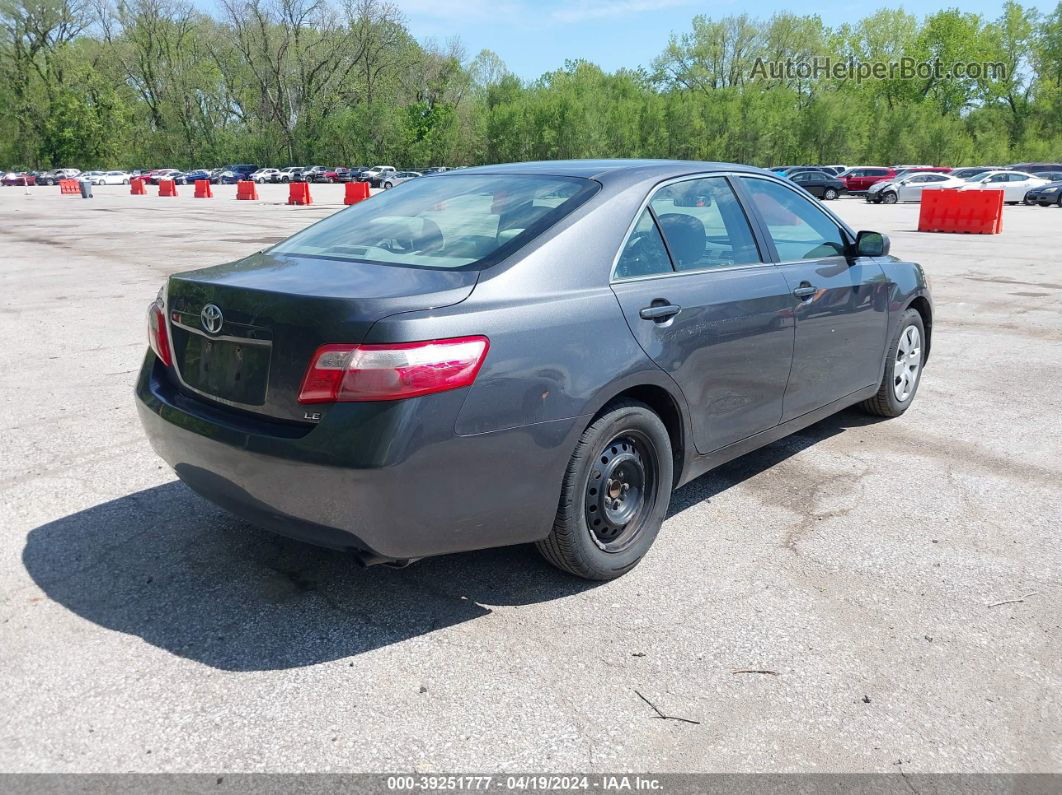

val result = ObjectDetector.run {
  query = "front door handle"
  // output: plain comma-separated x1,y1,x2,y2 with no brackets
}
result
792,284,817,299
639,303,682,321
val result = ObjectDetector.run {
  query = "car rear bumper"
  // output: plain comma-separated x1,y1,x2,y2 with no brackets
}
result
135,353,579,560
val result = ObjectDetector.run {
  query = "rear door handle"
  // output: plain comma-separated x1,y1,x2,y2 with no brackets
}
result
792,284,817,299
639,303,682,321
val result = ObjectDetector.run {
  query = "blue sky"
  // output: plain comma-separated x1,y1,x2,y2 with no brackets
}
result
396,0,1059,78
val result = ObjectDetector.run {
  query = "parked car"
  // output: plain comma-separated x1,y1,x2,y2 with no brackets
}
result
271,167,305,183
302,166,330,183
136,160,932,581
93,170,132,185
38,168,81,185
381,170,422,189
1030,170,1062,183
322,167,353,183
839,167,895,193
145,169,181,185
1024,180,1062,207
958,170,1048,204
422,166,451,174
176,169,211,185
250,168,279,183
778,166,823,178
948,167,999,180
214,164,259,184
3,171,36,186
787,169,846,200
866,172,968,204
1008,162,1062,174
359,165,397,187
819,164,848,175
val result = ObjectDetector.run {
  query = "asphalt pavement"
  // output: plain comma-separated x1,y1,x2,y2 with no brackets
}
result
0,183,1059,772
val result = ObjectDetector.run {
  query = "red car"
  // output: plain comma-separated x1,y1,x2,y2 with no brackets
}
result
840,167,896,193
2,172,36,186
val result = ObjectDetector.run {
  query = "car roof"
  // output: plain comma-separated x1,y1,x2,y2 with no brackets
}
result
453,159,770,183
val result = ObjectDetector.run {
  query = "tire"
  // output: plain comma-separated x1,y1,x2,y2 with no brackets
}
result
860,308,926,418
122,179,129,184
1006,201,1018,205
882,191,898,204
1057,195,1062,208
823,188,838,200
383,181,392,189
1023,193,1036,206
536,399,673,581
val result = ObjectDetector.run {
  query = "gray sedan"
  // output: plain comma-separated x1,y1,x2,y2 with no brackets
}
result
136,160,932,580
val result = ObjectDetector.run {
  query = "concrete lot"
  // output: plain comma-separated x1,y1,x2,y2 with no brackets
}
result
0,182,1059,773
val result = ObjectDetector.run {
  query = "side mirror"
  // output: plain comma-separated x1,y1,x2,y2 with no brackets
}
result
855,230,890,258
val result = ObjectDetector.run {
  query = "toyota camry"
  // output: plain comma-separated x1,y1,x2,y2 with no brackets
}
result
136,160,933,580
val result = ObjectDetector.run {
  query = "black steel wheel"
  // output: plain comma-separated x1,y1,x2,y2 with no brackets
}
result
537,399,673,580
584,431,656,553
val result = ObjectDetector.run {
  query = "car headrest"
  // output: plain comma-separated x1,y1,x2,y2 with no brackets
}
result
656,213,705,268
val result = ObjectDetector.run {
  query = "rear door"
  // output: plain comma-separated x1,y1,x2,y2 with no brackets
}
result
737,175,890,421
610,174,794,454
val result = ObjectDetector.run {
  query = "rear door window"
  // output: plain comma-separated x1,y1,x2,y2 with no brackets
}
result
648,176,761,271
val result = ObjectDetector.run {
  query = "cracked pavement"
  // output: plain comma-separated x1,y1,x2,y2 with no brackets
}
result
1,183,1060,772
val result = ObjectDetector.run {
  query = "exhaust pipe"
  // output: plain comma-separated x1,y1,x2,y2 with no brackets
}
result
351,549,418,569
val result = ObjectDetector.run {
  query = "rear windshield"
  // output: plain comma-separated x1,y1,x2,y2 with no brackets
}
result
270,174,599,270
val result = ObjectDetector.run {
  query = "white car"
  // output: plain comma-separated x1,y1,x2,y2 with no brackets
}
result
360,165,396,186
251,168,279,183
958,170,1048,203
868,173,969,204
93,170,131,185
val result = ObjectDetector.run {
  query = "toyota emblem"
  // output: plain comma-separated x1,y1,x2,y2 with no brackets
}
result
201,304,224,334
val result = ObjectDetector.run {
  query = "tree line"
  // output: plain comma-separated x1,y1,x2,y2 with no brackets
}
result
1,0,1061,170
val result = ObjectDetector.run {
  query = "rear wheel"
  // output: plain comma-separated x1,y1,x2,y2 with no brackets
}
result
536,400,673,581
882,191,898,204
860,308,925,418
823,187,838,200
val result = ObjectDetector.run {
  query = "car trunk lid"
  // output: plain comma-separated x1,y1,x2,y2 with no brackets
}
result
164,251,478,422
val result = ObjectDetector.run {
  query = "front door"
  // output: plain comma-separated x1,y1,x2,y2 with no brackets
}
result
738,176,890,421
610,175,794,454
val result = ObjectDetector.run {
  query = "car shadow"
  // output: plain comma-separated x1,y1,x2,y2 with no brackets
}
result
22,408,882,672
666,407,885,517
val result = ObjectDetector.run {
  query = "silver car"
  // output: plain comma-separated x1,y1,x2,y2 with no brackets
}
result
381,171,422,189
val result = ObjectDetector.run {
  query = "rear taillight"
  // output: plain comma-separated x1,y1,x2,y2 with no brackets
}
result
298,336,489,404
147,301,172,366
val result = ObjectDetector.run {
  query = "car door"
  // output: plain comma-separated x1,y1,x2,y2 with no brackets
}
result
791,171,823,197
737,175,890,421
896,174,925,201
980,172,1008,197
900,174,946,201
610,174,795,454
